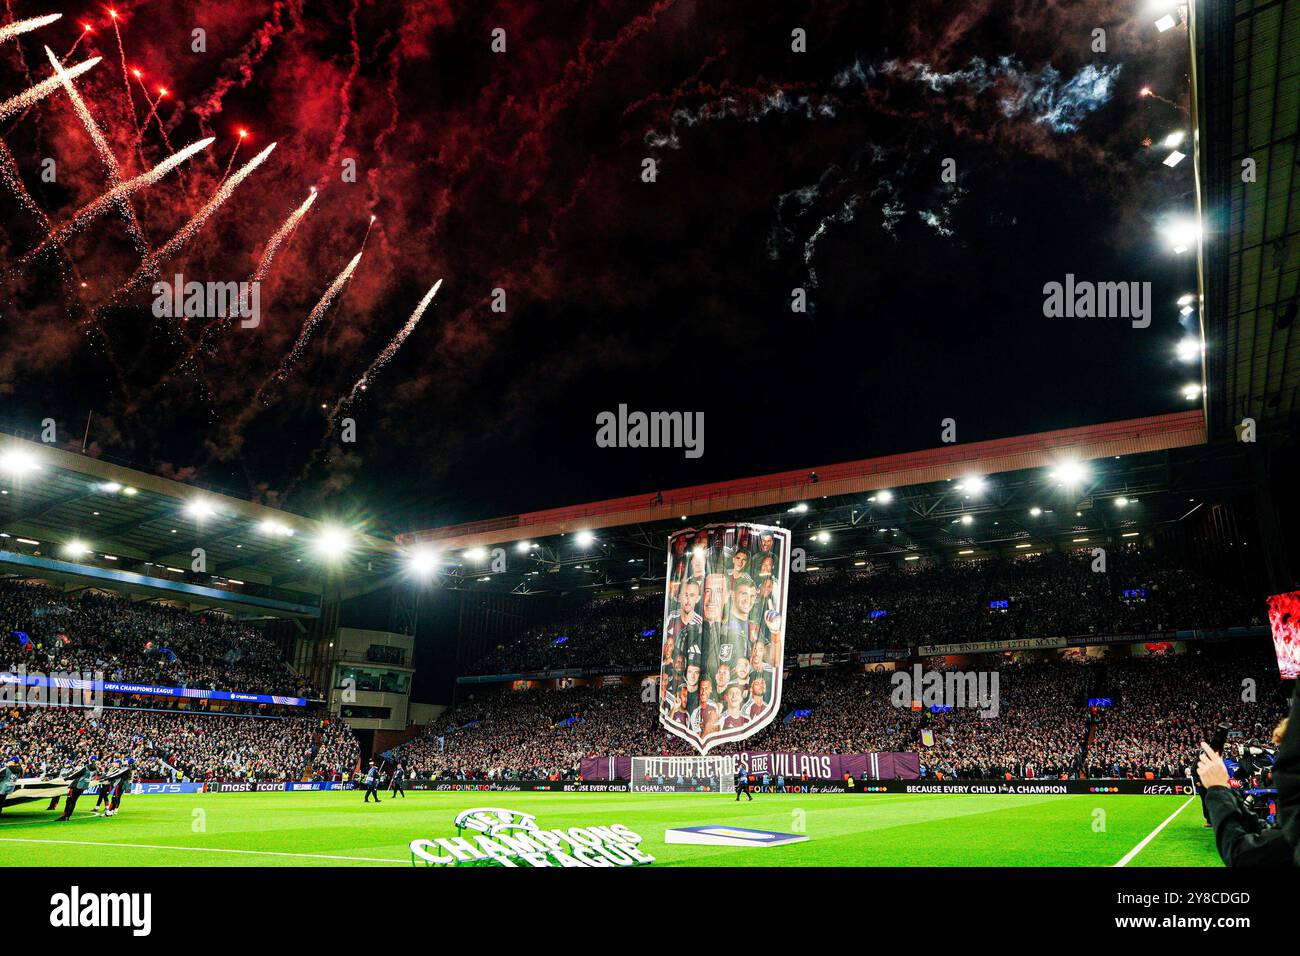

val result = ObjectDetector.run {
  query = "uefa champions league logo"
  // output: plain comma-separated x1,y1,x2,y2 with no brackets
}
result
410,807,654,868
452,807,541,837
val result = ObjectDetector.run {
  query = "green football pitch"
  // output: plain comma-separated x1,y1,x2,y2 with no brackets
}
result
0,790,1222,867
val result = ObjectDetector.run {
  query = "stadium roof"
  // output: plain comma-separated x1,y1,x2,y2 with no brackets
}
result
0,434,402,618
397,411,1238,595
1195,0,1300,435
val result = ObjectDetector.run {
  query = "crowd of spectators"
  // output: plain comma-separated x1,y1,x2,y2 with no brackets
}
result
470,592,664,675
1086,652,1283,779
1,579,318,699
0,705,358,782
396,644,1287,781
468,549,1260,674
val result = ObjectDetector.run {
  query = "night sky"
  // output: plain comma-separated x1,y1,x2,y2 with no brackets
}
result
0,1,1199,536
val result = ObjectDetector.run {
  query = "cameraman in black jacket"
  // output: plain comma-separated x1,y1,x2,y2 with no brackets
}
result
1274,681,1300,863
1197,710,1295,867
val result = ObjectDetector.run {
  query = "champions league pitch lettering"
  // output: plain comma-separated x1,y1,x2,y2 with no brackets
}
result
408,807,654,868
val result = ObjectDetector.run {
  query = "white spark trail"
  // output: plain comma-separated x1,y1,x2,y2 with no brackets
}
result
43,45,150,256
329,279,441,422
252,191,317,282
20,138,213,266
0,56,98,122
118,142,278,295
0,12,62,44
261,250,364,398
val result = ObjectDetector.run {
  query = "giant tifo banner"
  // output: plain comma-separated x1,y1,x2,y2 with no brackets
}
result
580,752,920,782
660,522,791,753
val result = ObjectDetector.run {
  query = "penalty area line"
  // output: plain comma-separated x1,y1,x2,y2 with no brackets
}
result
1111,794,1196,867
0,836,409,864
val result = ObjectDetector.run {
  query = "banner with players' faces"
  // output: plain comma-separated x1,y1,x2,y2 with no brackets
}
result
659,522,790,753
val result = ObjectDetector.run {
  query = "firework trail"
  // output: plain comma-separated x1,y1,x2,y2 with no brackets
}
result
135,80,176,154
219,135,243,185
0,139,123,383
109,12,142,139
259,250,364,400
0,12,61,44
156,188,320,380
63,22,91,60
0,56,100,123
0,140,47,222
43,46,152,257
283,279,443,498
328,279,441,424
116,141,278,295
252,190,318,282
16,137,213,268
1139,87,1187,114
0,139,88,296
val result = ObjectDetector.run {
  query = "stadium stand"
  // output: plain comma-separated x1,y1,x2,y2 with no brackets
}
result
0,707,359,783
464,548,1262,674
394,644,1287,782
1,578,319,699
0,538,1279,788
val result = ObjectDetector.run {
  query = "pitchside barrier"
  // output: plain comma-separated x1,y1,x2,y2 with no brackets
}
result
396,778,1199,795
4,777,1200,801
3,779,358,802
630,757,736,793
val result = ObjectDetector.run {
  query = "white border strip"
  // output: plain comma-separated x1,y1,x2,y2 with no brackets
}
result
0,837,408,864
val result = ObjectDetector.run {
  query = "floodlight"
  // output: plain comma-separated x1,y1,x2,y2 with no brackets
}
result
0,449,39,474
1176,338,1201,362
1051,461,1089,487
407,547,439,577
186,499,217,520
313,526,351,560
1162,219,1200,253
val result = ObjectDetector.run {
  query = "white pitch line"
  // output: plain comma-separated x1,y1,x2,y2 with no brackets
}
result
1112,794,1196,867
0,836,409,865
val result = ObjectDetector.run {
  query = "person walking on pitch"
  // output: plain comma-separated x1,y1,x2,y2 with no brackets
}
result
735,767,753,801
363,761,382,803
0,755,19,816
59,757,97,821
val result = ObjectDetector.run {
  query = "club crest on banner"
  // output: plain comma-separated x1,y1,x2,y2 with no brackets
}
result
660,522,790,753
